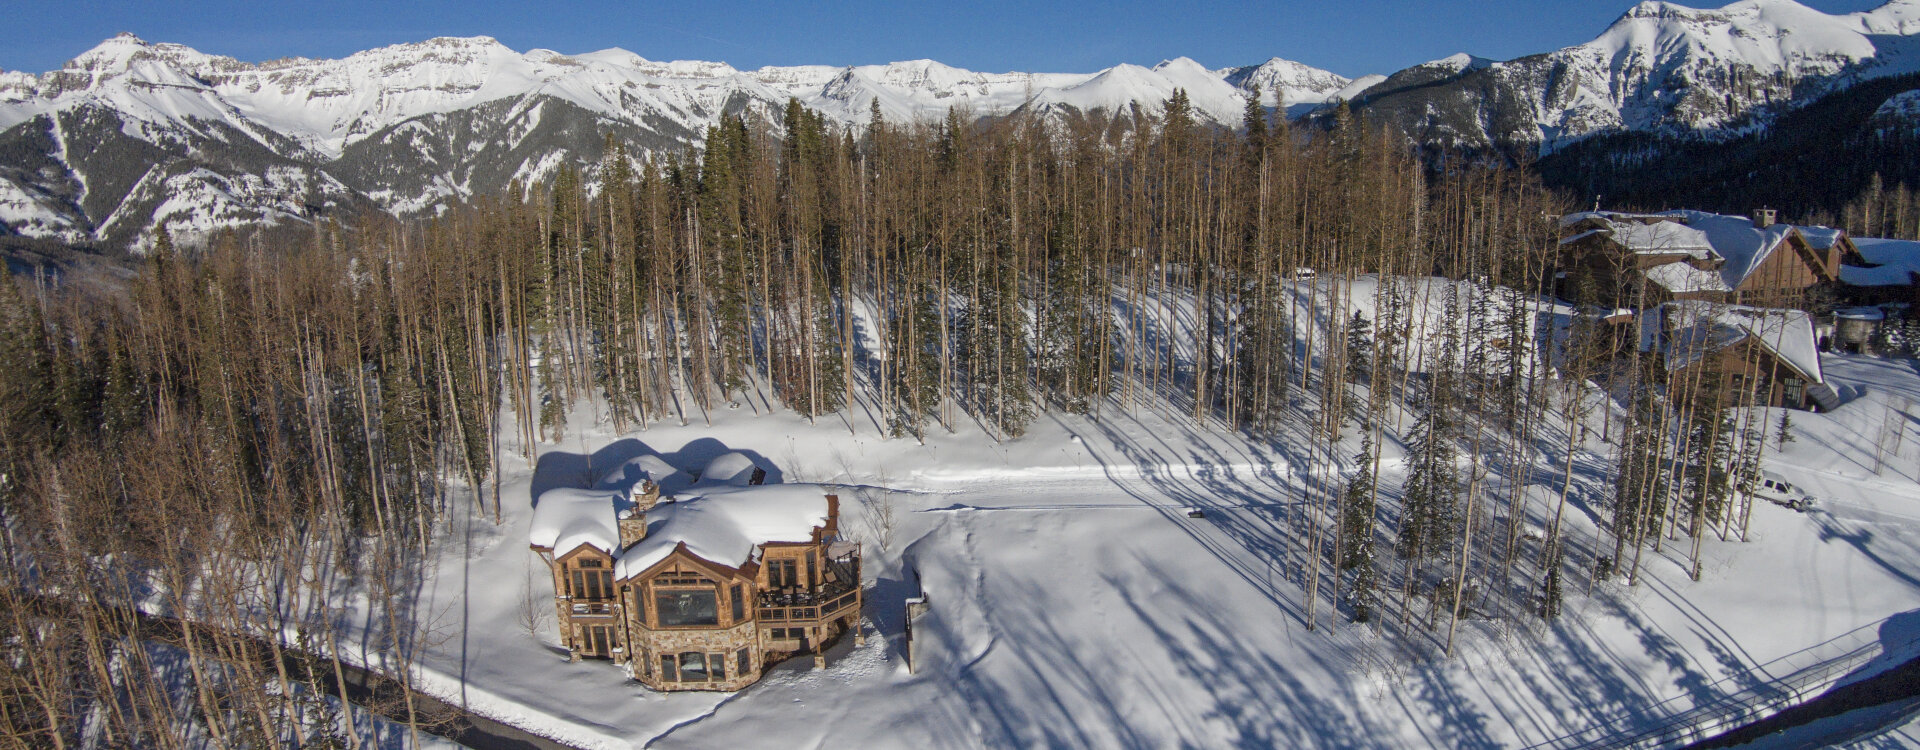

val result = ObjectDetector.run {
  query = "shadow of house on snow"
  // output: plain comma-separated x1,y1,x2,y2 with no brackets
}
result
528,437,785,510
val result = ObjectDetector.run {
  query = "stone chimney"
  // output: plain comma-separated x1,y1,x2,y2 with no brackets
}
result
1753,208,1777,228
634,479,662,511
618,506,648,549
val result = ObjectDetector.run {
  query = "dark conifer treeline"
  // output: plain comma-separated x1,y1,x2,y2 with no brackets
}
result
1536,73,1920,226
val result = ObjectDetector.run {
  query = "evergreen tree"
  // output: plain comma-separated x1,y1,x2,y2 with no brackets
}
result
887,280,944,440
1340,437,1378,570
1242,83,1268,156
1347,553,1378,624
1540,543,1564,621
1345,310,1374,385
1398,398,1460,566
0,268,55,502
1613,377,1672,568
1683,359,1736,532
1233,288,1293,431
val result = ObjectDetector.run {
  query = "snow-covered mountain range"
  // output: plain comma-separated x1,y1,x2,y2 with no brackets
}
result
0,32,1359,248
1335,0,1920,152
3,0,1919,249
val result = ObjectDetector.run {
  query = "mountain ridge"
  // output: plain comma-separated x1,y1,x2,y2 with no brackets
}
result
6,0,1920,249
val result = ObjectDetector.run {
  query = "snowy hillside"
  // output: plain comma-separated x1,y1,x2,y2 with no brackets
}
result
0,34,1336,249
1337,0,1920,152
316,308,1920,750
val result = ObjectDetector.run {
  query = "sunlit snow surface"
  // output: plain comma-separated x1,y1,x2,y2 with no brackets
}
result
287,286,1920,749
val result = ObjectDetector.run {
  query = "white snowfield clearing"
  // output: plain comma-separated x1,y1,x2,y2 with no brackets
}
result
335,352,1920,750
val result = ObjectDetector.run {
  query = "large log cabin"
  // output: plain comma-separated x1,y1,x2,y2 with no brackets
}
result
1651,301,1832,411
527,452,862,692
1557,210,1844,309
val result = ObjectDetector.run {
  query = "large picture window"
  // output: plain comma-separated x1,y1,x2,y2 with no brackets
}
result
655,589,719,627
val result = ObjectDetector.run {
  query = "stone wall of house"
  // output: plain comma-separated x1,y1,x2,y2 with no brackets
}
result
630,620,762,692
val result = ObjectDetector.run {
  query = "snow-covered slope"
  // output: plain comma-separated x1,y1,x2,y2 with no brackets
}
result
0,34,1350,248
1339,0,1920,152
1221,57,1356,111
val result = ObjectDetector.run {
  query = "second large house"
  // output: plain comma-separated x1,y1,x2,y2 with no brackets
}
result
527,452,862,692
1556,209,1847,309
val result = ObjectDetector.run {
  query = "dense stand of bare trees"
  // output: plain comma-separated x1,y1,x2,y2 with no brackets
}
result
0,92,1792,744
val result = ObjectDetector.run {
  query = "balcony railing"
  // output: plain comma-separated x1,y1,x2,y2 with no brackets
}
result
756,580,859,624
570,601,614,616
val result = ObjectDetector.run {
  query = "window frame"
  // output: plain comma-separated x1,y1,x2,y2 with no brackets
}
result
653,587,721,628
678,651,709,682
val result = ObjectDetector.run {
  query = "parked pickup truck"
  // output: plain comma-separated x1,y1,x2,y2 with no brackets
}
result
1752,472,1817,512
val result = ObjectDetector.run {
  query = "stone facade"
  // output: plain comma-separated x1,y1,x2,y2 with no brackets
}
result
531,489,862,693
630,620,762,692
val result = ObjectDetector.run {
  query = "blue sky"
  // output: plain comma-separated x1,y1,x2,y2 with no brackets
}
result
0,0,1892,78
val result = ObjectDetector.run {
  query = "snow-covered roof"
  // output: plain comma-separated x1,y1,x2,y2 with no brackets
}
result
696,451,765,487
531,471,835,577
614,484,831,579
1657,300,1823,384
1667,211,1803,292
1795,225,1847,251
1567,210,1834,291
595,453,690,496
1610,220,1718,258
1559,210,1670,228
1842,237,1920,287
1643,261,1733,294
528,487,633,556
1835,306,1886,321
1558,228,1607,245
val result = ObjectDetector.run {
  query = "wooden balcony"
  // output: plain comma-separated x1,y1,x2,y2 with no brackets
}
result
569,600,615,617
756,578,859,625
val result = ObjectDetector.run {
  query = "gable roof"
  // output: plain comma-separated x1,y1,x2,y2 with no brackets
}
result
1842,237,1920,287
1665,211,1811,293
614,484,831,579
1564,210,1838,293
528,487,633,556
1654,300,1824,384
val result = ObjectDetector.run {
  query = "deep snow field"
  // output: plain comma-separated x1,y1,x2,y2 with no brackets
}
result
320,350,1920,749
